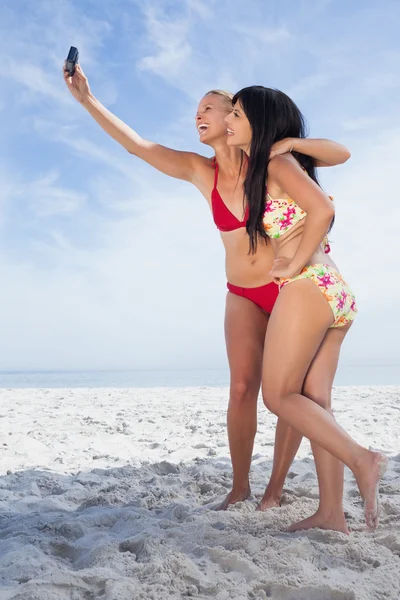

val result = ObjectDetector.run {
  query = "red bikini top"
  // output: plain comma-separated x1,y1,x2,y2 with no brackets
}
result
211,157,249,232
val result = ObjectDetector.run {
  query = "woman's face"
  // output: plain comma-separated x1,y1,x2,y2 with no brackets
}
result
225,101,252,152
195,94,232,146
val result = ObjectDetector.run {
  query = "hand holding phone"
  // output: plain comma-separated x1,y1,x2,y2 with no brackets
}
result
65,46,79,77
63,50,91,104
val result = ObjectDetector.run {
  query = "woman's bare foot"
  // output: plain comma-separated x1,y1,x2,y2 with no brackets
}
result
354,451,388,530
215,486,251,511
288,510,350,534
256,490,281,511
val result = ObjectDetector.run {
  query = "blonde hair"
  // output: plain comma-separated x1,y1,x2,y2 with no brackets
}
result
204,89,233,110
205,89,233,100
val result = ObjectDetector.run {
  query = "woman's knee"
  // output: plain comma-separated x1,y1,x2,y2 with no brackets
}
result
261,384,283,415
229,380,259,408
302,379,331,409
262,378,310,414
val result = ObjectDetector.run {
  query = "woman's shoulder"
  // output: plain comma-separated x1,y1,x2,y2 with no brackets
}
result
268,153,301,175
267,154,308,196
191,154,219,187
268,154,307,189
192,154,216,169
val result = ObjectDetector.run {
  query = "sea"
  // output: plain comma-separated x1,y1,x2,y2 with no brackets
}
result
0,363,398,388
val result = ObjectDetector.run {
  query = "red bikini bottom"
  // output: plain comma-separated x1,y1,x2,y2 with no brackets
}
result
227,281,279,315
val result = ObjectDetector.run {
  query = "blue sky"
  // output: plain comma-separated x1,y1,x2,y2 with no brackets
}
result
0,0,399,370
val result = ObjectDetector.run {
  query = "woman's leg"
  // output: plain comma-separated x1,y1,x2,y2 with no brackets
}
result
257,325,349,520
288,324,352,533
262,279,386,529
217,291,268,510
256,419,302,510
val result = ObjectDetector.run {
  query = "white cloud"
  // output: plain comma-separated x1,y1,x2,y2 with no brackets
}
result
340,116,387,132
138,4,192,78
32,118,149,185
136,3,197,94
0,167,87,218
0,178,226,370
0,0,399,372
0,56,71,105
187,0,214,20
287,72,335,101
317,127,400,359
27,172,87,217
0,170,21,224
135,1,242,99
232,25,291,44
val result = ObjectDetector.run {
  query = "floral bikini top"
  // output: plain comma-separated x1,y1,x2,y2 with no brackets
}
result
263,192,332,254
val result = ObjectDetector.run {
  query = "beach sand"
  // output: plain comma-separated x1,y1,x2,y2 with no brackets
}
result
0,386,399,600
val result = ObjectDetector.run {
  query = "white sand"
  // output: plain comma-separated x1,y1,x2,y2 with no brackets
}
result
0,386,399,600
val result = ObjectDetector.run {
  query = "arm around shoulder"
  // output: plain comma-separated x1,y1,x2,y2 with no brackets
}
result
292,138,351,167
268,154,335,219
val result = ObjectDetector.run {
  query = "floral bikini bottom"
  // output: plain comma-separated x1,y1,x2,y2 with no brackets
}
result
279,263,357,328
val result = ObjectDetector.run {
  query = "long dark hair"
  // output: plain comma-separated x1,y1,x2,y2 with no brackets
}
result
232,86,320,254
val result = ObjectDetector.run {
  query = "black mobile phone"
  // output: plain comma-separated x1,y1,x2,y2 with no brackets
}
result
65,46,79,77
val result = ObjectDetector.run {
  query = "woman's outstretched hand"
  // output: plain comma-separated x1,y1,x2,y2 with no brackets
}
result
269,138,295,159
63,63,91,104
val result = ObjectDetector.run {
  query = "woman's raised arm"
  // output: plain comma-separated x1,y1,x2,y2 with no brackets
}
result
64,64,203,182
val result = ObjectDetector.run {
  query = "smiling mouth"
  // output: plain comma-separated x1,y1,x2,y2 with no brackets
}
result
227,128,234,135
198,124,209,134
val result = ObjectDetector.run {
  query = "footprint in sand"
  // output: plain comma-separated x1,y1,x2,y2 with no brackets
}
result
119,535,146,558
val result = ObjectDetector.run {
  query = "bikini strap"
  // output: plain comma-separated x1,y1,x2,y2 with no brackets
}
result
212,157,219,189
